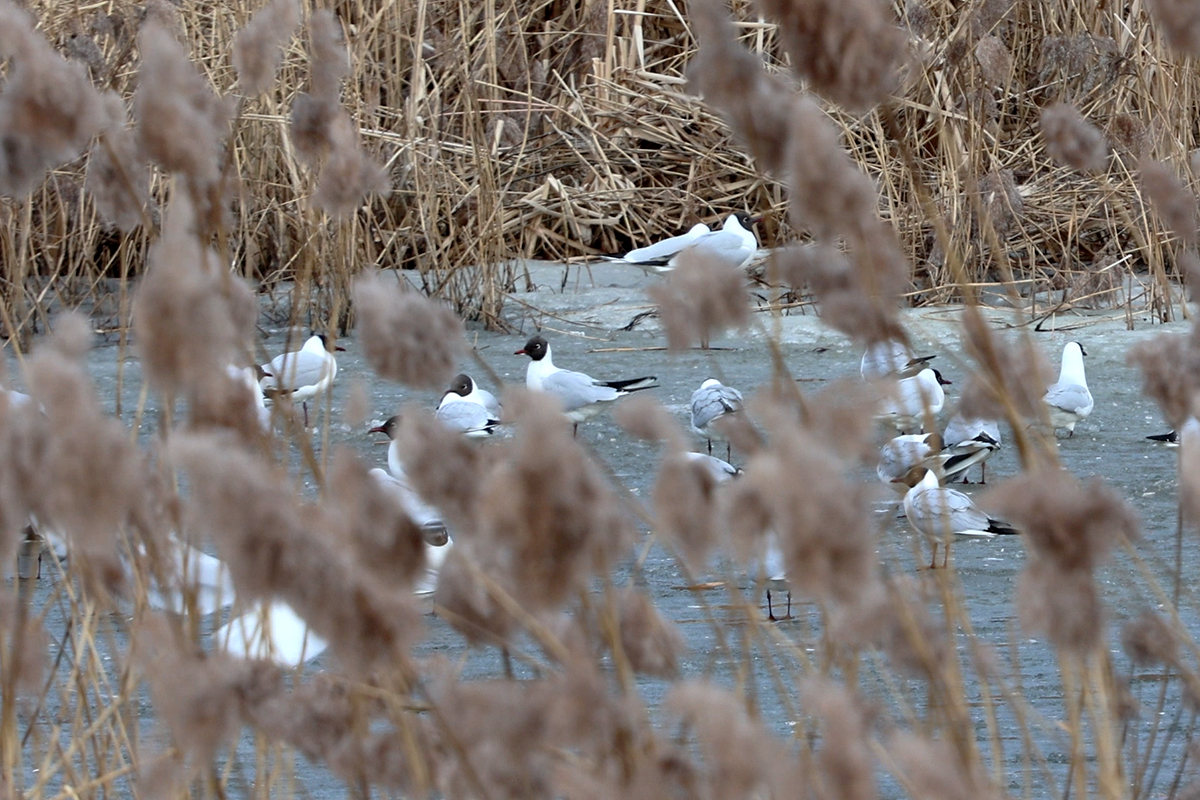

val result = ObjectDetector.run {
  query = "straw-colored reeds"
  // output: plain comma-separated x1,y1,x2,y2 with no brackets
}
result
2,0,1195,335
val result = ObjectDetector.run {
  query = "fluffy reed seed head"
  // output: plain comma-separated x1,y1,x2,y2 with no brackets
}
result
986,469,1138,652
86,92,151,231
616,588,685,678
1147,0,1200,57
1140,158,1199,246
28,314,146,595
0,0,108,198
1040,103,1108,173
133,194,257,396
646,248,751,351
313,114,390,217
1128,332,1200,431
1122,609,1181,667
756,0,906,112
134,21,232,186
686,0,795,176
171,434,422,671
232,0,300,97
290,10,349,163
959,306,1052,424
353,270,465,389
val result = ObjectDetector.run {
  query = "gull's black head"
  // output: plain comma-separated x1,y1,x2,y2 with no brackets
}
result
317,333,346,352
932,368,952,387
516,335,548,361
734,211,761,228
449,373,474,397
368,415,400,439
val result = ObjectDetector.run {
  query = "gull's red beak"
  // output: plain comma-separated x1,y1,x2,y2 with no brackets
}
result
514,348,527,355
368,424,387,434
336,345,347,352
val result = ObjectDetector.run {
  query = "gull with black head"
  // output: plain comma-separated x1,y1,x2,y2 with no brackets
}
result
516,335,657,436
609,212,760,273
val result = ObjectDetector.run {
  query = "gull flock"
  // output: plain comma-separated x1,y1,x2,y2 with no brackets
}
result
5,220,1116,659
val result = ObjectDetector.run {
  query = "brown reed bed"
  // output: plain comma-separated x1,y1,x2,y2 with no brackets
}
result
6,0,1200,798
2,0,1197,337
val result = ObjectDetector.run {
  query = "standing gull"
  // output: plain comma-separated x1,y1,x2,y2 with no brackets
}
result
877,368,952,432
611,213,760,273
1043,341,1093,437
940,413,1002,484
516,335,657,436
903,468,1018,568
260,334,343,427
690,378,743,459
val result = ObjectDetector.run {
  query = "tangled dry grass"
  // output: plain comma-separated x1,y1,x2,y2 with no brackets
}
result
7,0,1200,798
0,0,1198,335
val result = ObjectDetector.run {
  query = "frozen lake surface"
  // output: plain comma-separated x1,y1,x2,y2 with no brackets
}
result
8,261,1198,798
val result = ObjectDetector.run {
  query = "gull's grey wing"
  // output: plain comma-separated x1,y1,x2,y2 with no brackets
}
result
1044,382,1092,414
477,387,502,419
541,369,620,412
436,400,496,434
908,486,991,536
669,230,748,269
878,437,934,482
861,341,909,380
264,350,330,392
690,384,743,430
624,224,711,263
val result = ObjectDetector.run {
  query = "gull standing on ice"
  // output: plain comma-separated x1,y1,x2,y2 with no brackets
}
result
1043,342,1093,437
367,417,455,597
940,413,1002,484
690,378,743,459
877,368,952,432
611,213,760,273
861,340,936,381
260,334,343,427
516,335,657,436
903,468,1018,568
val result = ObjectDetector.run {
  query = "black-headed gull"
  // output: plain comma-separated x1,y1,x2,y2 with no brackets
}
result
877,368,951,432
877,432,944,492
612,213,760,273
260,334,343,426
516,335,657,435
860,340,936,380
903,468,1018,568
1043,342,1093,437
446,373,502,419
436,384,501,438
940,413,1001,484
689,378,743,459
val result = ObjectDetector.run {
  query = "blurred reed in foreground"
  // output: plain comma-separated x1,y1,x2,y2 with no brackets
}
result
6,0,1200,798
